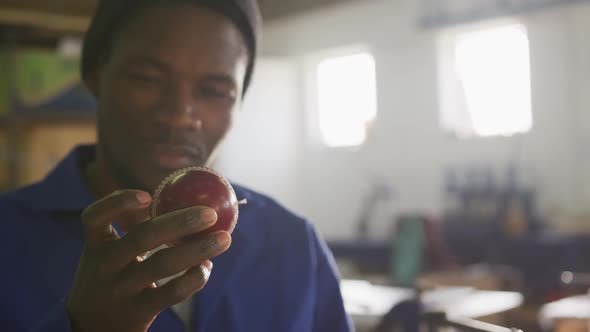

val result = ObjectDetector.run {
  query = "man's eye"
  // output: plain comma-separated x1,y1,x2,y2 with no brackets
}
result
200,86,235,100
127,73,161,85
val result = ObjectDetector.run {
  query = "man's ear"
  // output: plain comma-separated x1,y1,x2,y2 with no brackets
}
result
84,54,109,98
85,67,103,98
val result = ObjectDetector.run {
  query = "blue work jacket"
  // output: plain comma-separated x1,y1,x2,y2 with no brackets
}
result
0,145,352,332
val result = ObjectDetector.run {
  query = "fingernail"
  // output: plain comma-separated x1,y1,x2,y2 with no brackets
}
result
202,260,213,270
199,263,212,280
136,192,152,205
201,208,217,224
214,232,230,248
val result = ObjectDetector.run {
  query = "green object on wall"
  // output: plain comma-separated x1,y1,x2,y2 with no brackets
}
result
14,49,80,107
0,48,81,113
0,50,8,115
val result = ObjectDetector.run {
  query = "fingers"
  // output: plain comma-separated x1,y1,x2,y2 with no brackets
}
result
82,190,152,247
116,207,152,234
121,232,230,290
113,206,218,263
136,261,214,315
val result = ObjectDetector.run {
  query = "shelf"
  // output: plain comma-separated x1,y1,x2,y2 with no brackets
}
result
0,110,96,127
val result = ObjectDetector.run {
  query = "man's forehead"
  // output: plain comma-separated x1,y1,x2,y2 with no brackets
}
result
82,0,260,93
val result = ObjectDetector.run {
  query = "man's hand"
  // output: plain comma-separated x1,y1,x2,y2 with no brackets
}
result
67,190,231,332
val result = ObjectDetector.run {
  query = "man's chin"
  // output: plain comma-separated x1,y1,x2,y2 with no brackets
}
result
110,162,165,193
147,144,206,171
109,153,208,192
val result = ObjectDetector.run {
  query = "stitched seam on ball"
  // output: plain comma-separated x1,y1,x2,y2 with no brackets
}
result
150,166,240,232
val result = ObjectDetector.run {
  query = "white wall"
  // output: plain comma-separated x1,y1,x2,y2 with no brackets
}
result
218,0,590,239
215,58,303,212
566,4,590,212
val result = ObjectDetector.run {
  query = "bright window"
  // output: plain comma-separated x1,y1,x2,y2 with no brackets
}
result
316,53,377,147
439,23,533,138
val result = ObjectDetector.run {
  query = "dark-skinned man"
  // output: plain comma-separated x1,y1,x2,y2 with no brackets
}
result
0,1,352,331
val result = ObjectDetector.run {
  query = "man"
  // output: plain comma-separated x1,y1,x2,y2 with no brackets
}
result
0,1,352,331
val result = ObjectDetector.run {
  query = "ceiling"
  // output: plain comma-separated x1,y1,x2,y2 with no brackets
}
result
0,0,357,45
258,0,358,21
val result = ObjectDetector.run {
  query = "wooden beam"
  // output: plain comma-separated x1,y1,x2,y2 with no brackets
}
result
0,8,89,33
0,0,97,17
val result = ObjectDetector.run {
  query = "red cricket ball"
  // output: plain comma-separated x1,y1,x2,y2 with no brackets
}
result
151,167,243,235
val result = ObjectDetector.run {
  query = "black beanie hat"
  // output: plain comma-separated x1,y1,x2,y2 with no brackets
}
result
81,0,262,94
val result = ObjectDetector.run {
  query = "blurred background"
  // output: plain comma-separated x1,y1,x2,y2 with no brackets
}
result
1,0,590,331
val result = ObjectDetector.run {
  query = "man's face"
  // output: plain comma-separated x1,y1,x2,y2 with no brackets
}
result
91,3,248,191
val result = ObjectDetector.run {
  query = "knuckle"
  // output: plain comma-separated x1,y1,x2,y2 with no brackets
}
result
123,232,141,249
177,209,198,227
199,235,218,252
81,190,135,225
138,227,159,249
127,228,155,251
115,190,135,208
151,252,176,276
169,283,191,304
130,236,150,254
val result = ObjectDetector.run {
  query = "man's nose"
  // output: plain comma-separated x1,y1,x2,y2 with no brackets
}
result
155,82,202,130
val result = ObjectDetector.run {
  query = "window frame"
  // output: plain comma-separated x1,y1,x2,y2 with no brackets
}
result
304,46,378,150
436,19,533,139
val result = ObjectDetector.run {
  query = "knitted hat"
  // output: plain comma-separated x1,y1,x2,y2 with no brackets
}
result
81,0,261,94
